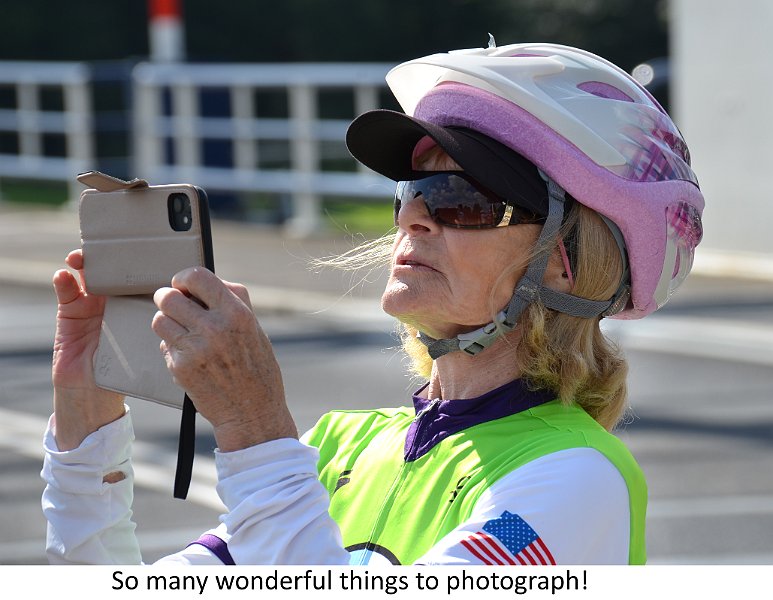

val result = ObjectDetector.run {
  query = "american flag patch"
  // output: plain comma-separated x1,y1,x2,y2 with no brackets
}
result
460,511,555,565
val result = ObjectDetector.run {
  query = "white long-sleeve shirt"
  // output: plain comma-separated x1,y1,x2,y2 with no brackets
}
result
41,407,633,565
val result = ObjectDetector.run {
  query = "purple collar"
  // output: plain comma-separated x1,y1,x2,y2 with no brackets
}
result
404,378,555,462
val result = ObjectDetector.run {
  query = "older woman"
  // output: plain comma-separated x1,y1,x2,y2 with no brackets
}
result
42,41,704,566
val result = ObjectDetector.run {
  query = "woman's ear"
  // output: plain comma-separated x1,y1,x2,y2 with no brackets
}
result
543,245,572,294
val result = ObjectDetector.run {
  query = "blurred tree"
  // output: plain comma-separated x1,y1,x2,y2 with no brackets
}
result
182,0,512,63
0,0,667,70
0,1,147,61
185,0,668,70
496,0,669,70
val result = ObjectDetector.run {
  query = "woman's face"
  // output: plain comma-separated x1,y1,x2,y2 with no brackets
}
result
381,150,543,340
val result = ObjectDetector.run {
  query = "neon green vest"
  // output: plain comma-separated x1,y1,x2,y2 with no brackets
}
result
305,400,647,565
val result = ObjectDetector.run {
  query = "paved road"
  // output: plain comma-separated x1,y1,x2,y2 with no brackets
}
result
1,204,772,565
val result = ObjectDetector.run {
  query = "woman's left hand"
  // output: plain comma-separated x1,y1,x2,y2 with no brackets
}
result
152,267,297,452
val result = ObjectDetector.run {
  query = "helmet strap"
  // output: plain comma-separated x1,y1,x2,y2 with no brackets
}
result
417,175,629,360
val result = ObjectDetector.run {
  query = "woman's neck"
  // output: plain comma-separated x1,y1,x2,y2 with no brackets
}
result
425,332,523,401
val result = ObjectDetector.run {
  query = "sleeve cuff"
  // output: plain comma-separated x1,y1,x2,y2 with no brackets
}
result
42,408,135,495
214,438,321,510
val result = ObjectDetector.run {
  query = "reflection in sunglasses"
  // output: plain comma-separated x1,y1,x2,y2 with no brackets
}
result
394,172,540,229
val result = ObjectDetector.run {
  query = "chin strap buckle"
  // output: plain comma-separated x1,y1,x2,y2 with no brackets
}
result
456,311,513,356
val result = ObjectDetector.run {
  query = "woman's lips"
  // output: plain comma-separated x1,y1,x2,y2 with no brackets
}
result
394,256,438,272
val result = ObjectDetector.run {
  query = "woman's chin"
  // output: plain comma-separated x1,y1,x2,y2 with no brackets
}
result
381,290,486,339
381,283,415,316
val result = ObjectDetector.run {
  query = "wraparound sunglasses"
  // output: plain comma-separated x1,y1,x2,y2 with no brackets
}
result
394,171,544,229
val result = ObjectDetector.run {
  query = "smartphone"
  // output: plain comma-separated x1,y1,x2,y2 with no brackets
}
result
78,174,214,408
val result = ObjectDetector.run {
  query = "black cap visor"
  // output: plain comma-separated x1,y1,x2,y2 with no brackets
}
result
346,109,549,217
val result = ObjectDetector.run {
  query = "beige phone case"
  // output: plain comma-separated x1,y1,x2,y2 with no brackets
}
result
77,171,214,408
79,175,208,296
95,295,186,408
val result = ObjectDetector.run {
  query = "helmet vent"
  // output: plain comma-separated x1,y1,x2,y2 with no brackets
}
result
578,81,634,103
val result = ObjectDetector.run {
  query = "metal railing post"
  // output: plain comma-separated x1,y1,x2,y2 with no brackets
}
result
231,85,257,173
63,76,94,203
17,83,41,162
133,79,164,179
172,82,199,179
287,83,320,236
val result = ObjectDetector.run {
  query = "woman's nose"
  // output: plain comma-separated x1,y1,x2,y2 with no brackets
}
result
396,193,442,234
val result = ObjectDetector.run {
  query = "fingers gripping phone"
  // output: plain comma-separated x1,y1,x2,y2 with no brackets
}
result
78,171,215,409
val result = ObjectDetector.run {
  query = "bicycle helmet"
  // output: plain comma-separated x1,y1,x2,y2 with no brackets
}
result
346,41,704,358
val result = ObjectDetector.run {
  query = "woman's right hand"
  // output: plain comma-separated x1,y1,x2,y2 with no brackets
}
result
51,249,125,451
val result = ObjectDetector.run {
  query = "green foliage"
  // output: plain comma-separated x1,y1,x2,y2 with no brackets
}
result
497,0,669,70
323,199,394,236
0,0,668,69
0,180,68,206
0,1,147,61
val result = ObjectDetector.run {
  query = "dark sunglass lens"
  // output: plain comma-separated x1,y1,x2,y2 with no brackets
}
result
394,174,507,228
432,200,489,227
393,182,404,225
428,175,504,227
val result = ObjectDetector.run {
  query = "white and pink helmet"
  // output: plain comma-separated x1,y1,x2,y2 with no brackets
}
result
348,41,705,357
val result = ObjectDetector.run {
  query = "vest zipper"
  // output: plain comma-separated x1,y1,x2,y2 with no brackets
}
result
358,398,441,564
407,398,441,458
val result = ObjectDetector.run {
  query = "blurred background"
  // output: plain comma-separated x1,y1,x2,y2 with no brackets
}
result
0,0,675,233
0,0,771,565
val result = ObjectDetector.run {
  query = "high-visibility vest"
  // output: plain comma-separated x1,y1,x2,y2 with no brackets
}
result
305,399,647,565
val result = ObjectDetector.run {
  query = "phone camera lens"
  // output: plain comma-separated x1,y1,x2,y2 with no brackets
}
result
168,193,193,232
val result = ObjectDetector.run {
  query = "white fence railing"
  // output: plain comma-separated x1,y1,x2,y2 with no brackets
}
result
132,62,394,234
0,61,94,201
0,60,395,234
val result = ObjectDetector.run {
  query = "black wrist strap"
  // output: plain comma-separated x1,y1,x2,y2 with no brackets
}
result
173,394,197,499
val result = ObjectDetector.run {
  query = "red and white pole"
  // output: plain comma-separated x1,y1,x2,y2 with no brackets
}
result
148,0,186,62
